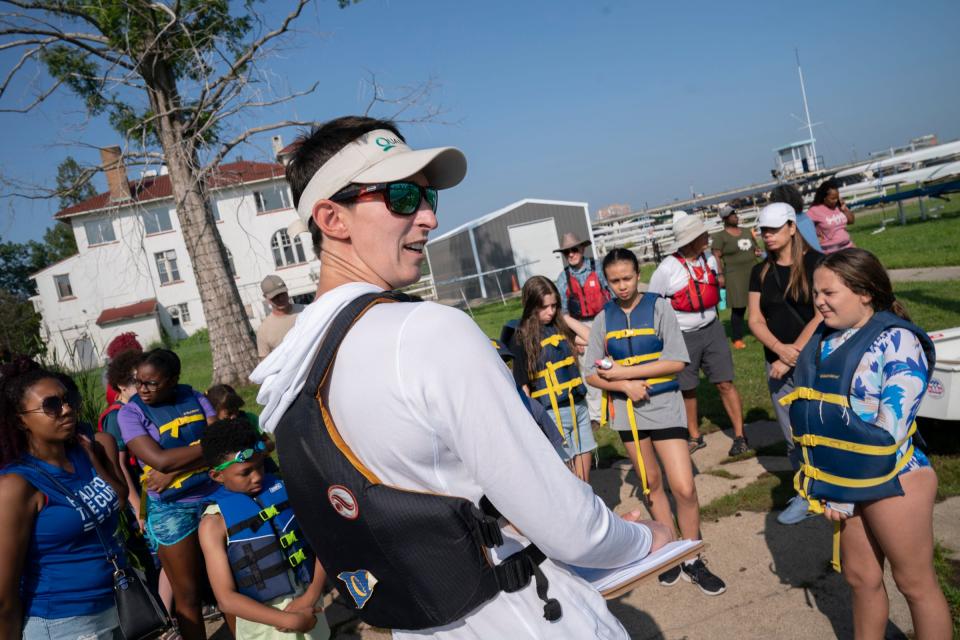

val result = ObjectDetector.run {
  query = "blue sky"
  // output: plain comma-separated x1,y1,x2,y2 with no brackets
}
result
1,0,958,244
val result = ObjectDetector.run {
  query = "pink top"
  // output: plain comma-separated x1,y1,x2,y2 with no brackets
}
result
806,204,854,254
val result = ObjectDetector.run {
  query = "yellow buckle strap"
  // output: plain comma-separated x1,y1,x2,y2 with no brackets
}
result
645,375,677,386
778,386,849,408
614,353,661,366
626,400,651,497
259,505,280,521
799,444,915,489
605,328,656,340
158,413,206,439
540,334,567,348
279,531,298,548
288,548,306,567
792,421,917,457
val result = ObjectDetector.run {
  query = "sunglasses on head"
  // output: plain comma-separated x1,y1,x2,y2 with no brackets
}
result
329,181,438,216
20,393,77,418
213,440,267,472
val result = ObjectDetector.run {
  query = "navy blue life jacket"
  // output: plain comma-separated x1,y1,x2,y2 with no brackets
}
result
603,294,680,400
528,325,586,410
781,311,936,506
275,292,560,630
213,475,314,603
130,385,212,502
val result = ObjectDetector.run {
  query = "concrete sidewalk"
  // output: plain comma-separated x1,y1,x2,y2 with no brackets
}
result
888,265,960,282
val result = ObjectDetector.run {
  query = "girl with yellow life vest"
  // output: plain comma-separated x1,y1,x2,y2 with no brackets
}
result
585,249,726,596
510,276,597,481
782,249,950,638
119,348,218,640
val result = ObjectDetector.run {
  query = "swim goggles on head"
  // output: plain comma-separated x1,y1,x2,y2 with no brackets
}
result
213,440,267,471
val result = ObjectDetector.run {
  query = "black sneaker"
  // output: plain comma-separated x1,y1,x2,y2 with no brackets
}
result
727,436,750,457
681,558,727,596
658,564,682,586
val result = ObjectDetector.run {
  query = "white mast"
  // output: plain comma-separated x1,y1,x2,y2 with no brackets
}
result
796,48,819,170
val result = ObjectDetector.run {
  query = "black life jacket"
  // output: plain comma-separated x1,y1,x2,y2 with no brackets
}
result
275,291,561,631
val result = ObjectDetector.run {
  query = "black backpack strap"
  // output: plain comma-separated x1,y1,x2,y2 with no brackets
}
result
302,291,420,396
493,545,561,621
225,500,291,536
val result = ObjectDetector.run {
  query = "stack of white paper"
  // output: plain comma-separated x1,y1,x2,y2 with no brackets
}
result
566,539,703,593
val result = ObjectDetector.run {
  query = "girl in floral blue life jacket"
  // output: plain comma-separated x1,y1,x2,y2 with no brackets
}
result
782,248,950,637
585,249,726,597
198,418,329,640
509,275,597,481
0,358,129,639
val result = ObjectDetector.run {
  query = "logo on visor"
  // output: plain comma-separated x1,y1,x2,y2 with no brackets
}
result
375,136,401,152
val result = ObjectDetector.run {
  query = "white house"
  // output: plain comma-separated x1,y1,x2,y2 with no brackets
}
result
30,146,316,370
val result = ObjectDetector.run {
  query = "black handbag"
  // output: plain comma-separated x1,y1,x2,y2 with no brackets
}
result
28,463,171,640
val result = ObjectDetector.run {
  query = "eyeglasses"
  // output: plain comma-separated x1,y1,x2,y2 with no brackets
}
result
213,440,267,472
329,182,438,216
20,394,76,418
133,378,162,389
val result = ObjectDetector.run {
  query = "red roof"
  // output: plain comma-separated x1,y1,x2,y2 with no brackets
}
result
96,299,158,326
55,160,286,219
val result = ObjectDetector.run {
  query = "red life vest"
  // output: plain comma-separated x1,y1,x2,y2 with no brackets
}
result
565,259,611,320
670,253,720,314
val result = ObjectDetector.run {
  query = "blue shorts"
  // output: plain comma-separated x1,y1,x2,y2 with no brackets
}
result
23,605,120,640
554,400,596,457
145,495,213,550
900,447,931,476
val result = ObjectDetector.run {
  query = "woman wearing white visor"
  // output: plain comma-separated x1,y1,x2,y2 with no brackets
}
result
251,116,672,639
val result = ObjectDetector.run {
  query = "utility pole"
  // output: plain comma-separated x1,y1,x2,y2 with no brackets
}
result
796,48,819,171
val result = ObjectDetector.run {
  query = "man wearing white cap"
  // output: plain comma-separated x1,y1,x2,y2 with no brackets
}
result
256,274,305,358
250,116,670,639
648,214,749,457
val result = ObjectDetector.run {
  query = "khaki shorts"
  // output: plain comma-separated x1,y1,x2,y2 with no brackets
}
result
678,319,735,390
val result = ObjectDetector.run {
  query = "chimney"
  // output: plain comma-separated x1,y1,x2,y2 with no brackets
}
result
271,134,284,158
100,146,132,202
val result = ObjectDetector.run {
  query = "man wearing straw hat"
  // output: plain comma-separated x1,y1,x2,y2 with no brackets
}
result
554,232,612,427
648,214,749,458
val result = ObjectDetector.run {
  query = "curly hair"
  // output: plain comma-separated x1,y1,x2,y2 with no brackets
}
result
206,384,244,416
0,356,60,468
201,417,261,468
106,350,141,392
106,332,143,359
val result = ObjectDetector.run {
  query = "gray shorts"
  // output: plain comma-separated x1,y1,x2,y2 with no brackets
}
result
678,319,735,390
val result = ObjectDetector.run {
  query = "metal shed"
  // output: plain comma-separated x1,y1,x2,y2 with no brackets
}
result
426,199,595,302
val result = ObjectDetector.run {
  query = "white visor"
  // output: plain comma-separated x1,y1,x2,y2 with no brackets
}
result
294,128,467,222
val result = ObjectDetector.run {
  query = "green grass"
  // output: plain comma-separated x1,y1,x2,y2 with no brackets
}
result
933,542,960,639
848,199,960,269
703,468,741,480
699,470,795,520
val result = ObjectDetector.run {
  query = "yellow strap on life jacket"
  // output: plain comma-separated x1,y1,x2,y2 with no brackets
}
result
778,386,849,408
626,399,651,497
142,439,209,491
614,353,661,366
530,358,580,444
793,420,918,457
157,413,206,440
540,333,566,348
605,328,656,340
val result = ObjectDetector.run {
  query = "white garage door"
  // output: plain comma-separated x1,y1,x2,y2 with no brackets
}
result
507,218,564,286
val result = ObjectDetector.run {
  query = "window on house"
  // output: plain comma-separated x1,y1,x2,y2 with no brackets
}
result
225,247,237,277
155,250,181,284
209,199,221,222
177,303,190,323
270,229,306,267
54,274,74,299
142,208,173,235
244,303,254,319
83,218,116,245
254,186,292,213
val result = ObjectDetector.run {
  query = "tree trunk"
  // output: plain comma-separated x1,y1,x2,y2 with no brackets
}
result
144,60,259,386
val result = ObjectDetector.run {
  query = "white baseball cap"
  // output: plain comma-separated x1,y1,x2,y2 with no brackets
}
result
294,129,467,222
757,202,797,228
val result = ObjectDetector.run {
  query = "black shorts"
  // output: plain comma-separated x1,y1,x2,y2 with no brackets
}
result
617,426,688,443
